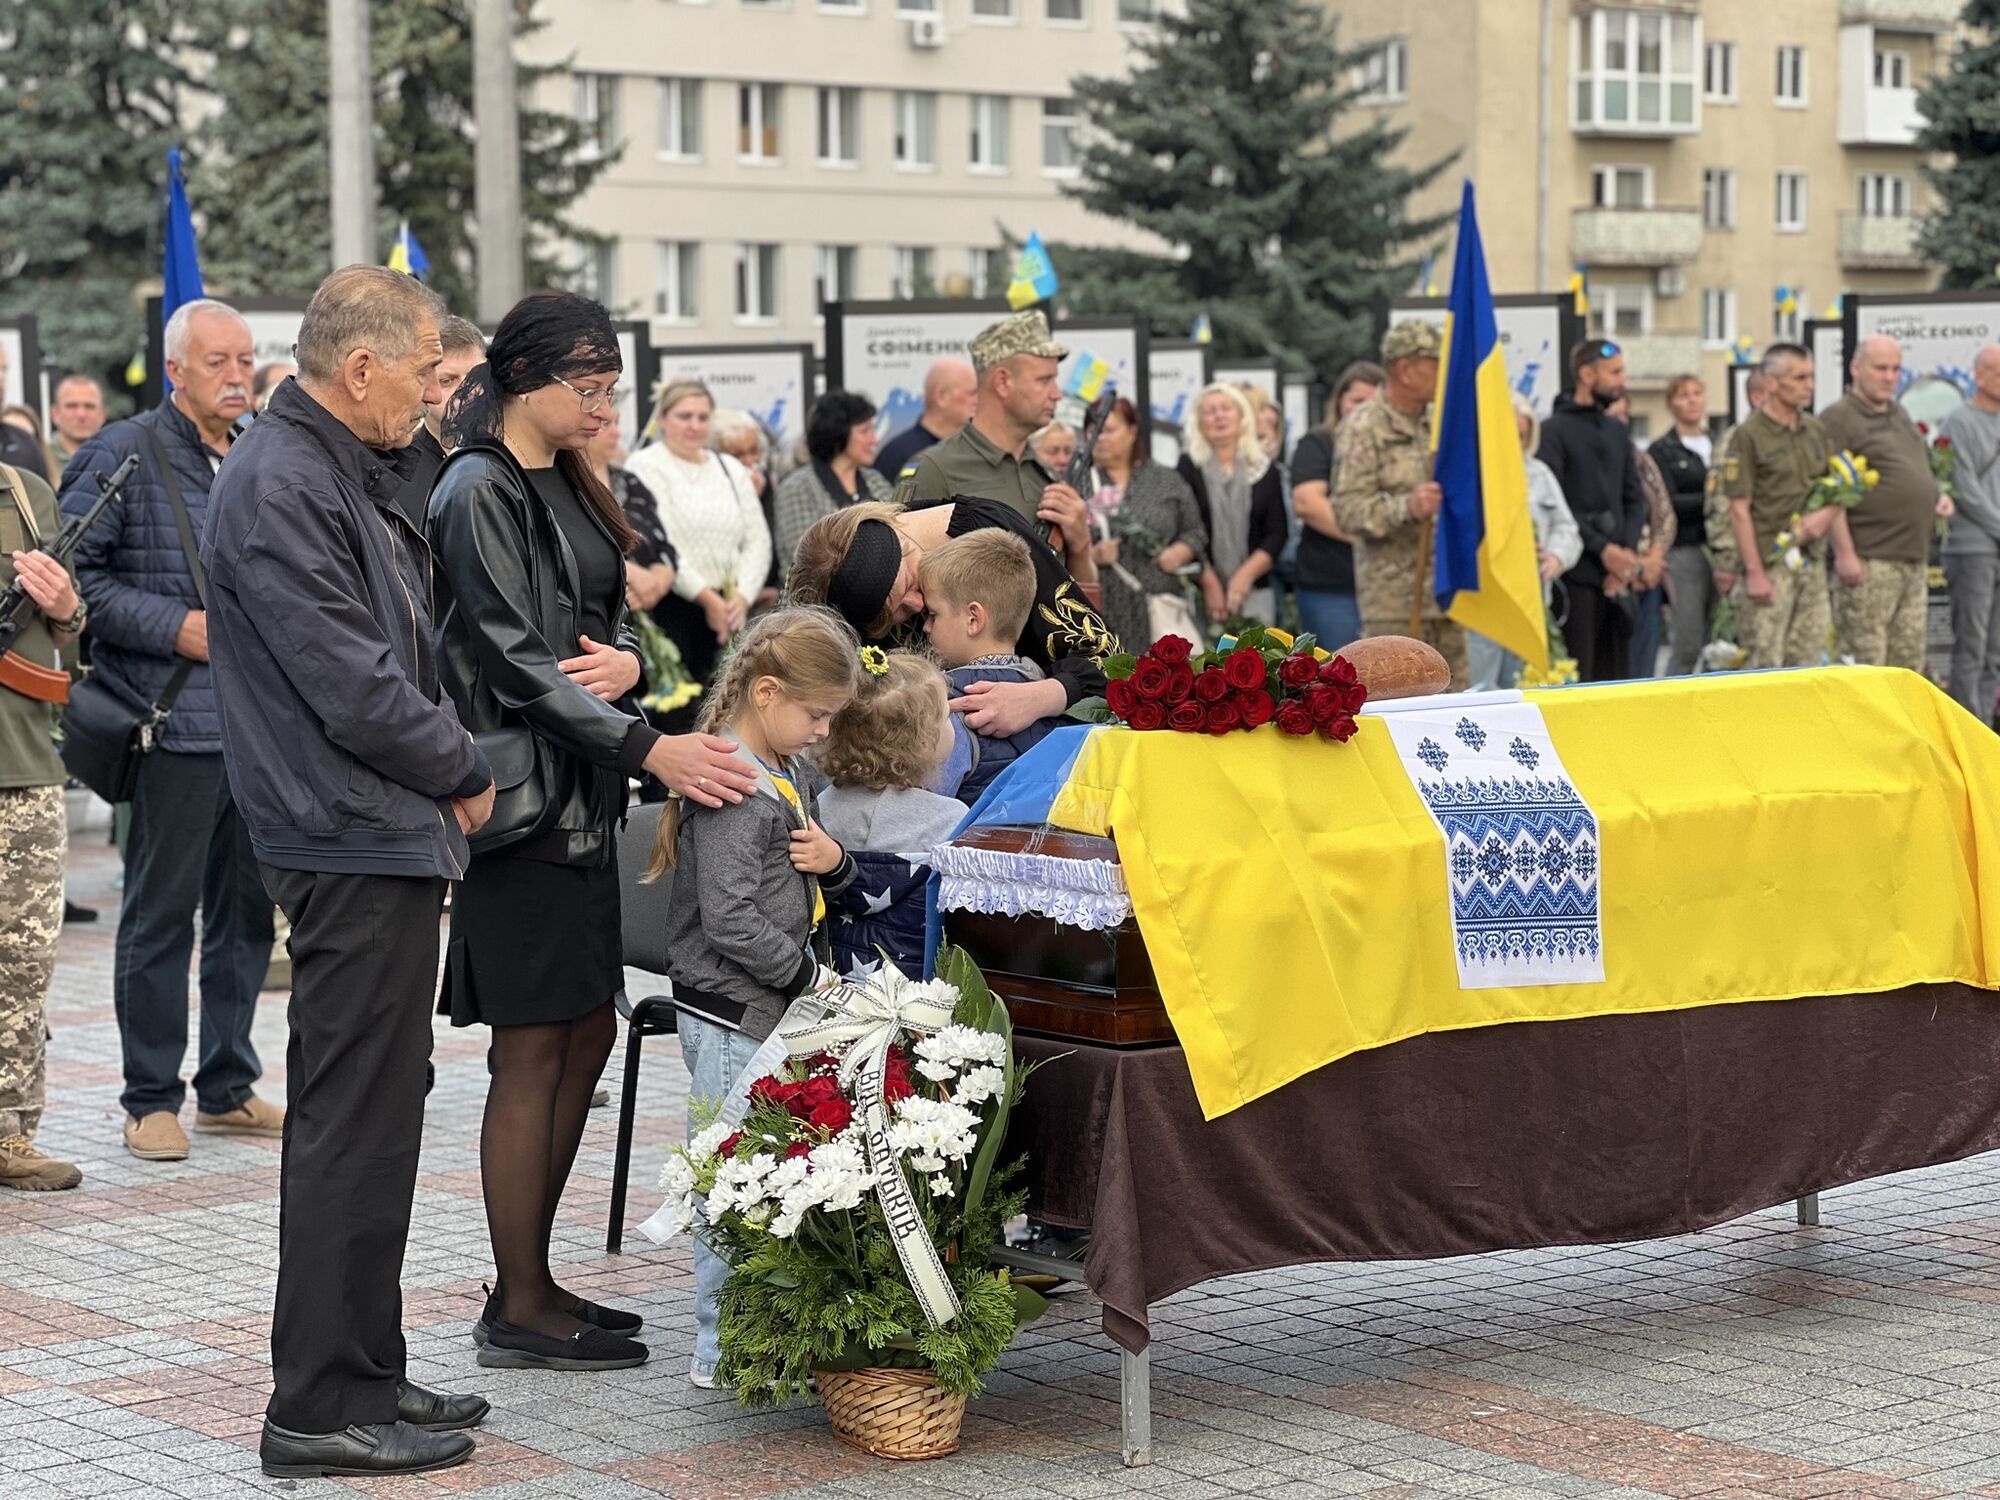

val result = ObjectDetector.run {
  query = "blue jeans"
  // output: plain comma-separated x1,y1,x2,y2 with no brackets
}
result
1627,585,1665,679
1465,633,1521,693
1293,588,1361,651
679,1012,761,1378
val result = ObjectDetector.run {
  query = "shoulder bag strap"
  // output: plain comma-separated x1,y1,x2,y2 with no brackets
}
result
140,422,207,715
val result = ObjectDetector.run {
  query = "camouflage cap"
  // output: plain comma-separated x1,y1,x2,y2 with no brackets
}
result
1381,319,1443,363
970,310,1070,374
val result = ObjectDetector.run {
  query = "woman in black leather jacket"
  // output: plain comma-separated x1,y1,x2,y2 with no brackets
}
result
427,292,753,1373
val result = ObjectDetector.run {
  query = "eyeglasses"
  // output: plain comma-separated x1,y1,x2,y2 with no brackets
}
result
550,374,621,413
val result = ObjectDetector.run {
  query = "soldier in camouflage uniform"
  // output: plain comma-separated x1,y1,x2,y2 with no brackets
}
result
0,460,88,1190
1332,319,1468,688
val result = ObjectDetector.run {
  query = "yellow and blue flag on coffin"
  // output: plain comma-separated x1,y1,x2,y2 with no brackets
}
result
1191,312,1212,346
387,219,431,279
1006,232,1058,311
1432,182,1548,672
1062,349,1110,401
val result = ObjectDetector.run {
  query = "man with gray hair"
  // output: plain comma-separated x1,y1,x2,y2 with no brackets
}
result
204,264,493,1478
59,297,280,1164
1939,344,2000,724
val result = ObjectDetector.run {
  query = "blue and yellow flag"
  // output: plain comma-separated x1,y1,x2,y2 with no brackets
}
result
1006,232,1058,311
1190,312,1213,346
1415,252,1438,298
1568,265,1589,318
1062,349,1110,401
387,219,431,279
1433,182,1548,672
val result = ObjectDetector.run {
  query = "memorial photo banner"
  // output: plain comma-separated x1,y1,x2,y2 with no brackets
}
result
650,341,812,456
1390,294,1576,419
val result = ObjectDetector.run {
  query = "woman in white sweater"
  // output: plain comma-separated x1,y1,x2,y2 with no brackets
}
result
623,380,773,730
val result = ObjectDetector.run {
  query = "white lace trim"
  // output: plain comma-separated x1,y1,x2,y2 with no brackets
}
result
931,842,1132,932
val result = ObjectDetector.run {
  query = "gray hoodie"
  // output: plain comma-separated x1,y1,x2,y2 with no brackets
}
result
663,736,856,1039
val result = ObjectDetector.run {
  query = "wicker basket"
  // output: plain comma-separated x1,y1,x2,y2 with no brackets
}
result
813,1366,967,1460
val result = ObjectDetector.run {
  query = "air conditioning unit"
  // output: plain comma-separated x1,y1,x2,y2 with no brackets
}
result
909,15,946,47
1655,266,1688,299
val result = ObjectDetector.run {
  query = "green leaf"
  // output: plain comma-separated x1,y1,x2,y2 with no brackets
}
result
1233,626,1267,653
759,1269,802,1289
1292,633,1318,656
1066,695,1115,724
1101,653,1139,681
1010,1281,1051,1328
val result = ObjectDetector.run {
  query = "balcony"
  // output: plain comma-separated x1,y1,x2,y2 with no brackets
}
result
1839,212,1924,268
1838,23,1925,145
1618,332,1704,388
1572,206,1704,267
1840,0,1958,30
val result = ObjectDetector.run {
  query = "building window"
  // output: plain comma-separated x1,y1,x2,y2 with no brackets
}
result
735,243,779,322
1701,288,1736,349
1776,170,1808,232
891,246,935,300
1118,0,1155,21
574,73,619,158
1352,38,1409,104
1047,0,1084,21
1702,167,1737,229
1573,9,1699,131
968,247,1010,298
1588,283,1651,338
738,83,781,161
574,241,616,304
1859,173,1910,219
657,78,701,159
1774,288,1805,342
898,0,939,12
815,245,856,310
819,0,861,9
894,91,936,168
1591,165,1653,208
1874,49,1910,90
1776,45,1806,106
817,86,859,166
1042,98,1079,173
973,0,1013,16
1704,40,1736,102
654,241,699,321
970,95,1011,171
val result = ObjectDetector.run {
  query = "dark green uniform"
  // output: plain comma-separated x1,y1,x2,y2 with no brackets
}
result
1718,407,1833,669
890,421,1052,524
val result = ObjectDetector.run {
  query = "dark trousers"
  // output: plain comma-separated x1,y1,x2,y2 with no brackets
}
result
1561,580,1634,683
115,750,273,1119
260,866,444,1433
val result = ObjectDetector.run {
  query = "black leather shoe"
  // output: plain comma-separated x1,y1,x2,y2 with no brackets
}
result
396,1379,489,1431
476,1318,648,1371
259,1419,474,1478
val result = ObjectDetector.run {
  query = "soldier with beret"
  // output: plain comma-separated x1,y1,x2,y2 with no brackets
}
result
1332,319,1468,687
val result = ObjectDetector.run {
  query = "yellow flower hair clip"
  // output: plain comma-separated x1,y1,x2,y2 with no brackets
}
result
858,645,890,678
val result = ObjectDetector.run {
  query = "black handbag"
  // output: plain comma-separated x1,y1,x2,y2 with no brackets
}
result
60,426,203,804
467,725,560,853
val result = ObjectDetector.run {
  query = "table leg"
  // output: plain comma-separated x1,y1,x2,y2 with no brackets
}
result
1121,1345,1152,1467
1796,1192,1820,1227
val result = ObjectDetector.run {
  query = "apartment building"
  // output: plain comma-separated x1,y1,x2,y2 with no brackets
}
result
519,0,1164,353
1327,0,1952,430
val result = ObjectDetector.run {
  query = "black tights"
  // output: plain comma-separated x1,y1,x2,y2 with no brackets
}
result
481,1002,617,1337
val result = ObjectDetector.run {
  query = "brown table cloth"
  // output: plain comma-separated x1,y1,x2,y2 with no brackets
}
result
1012,983,2000,1354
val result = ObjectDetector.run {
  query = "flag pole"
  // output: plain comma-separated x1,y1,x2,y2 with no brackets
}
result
1409,516,1434,636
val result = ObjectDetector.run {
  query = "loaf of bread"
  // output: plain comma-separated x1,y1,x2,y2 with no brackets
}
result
1332,635,1451,701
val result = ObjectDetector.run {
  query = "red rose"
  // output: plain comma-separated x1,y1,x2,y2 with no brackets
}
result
1275,699,1314,735
808,1097,853,1134
1936,436,1953,450
1306,684,1346,725
783,1141,811,1160
1918,421,1932,436
1106,678,1139,718
1320,711,1360,743
1238,690,1274,728
748,1076,798,1112
1131,658,1171,699
1193,667,1230,702
1205,699,1242,734
1161,662,1195,704
1128,700,1167,731
1224,647,1267,692
799,1075,843,1111
884,1049,916,1103
1150,635,1193,666
1167,701,1206,732
1337,680,1369,715
1278,654,1318,688
717,1132,744,1158
1320,655,1360,688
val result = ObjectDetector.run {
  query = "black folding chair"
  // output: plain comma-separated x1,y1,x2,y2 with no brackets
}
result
607,801,679,1254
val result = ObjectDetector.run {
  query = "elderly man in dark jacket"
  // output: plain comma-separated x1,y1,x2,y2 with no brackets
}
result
203,265,495,1481
59,298,278,1163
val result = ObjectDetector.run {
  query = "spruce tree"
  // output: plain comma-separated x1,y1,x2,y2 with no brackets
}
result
1914,0,2000,290
0,0,192,406
1056,0,1451,379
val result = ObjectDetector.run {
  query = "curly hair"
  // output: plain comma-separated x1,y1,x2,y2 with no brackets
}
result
816,653,950,792
805,390,879,464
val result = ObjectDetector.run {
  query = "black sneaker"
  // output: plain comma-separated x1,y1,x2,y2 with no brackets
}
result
476,1318,648,1372
259,1419,473,1478
474,1285,643,1347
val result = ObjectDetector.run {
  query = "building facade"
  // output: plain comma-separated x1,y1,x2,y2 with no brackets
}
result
520,0,1165,356
1326,0,1953,430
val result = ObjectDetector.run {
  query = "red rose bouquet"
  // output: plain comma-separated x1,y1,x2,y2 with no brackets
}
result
1088,627,1368,742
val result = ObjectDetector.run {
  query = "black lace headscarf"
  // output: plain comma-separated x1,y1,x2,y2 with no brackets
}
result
444,289,637,552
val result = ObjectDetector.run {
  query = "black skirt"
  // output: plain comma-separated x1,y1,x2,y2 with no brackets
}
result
442,848,623,1028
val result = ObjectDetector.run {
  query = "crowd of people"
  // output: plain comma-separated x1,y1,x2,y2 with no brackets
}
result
0,266,1995,1478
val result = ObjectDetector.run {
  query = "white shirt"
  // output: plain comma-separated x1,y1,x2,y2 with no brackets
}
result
623,445,772,603
1677,431,1712,464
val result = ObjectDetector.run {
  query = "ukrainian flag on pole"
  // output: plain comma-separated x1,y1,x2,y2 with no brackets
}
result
387,220,431,279
1432,181,1549,672
1006,232,1059,311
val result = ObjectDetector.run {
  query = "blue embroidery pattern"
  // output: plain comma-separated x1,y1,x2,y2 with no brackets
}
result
1416,737,1450,772
1416,774,1601,971
1508,736,1540,770
1454,717,1488,751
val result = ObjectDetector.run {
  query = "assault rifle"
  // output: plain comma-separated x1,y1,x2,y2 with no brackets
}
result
0,454,138,703
1062,383,1117,496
